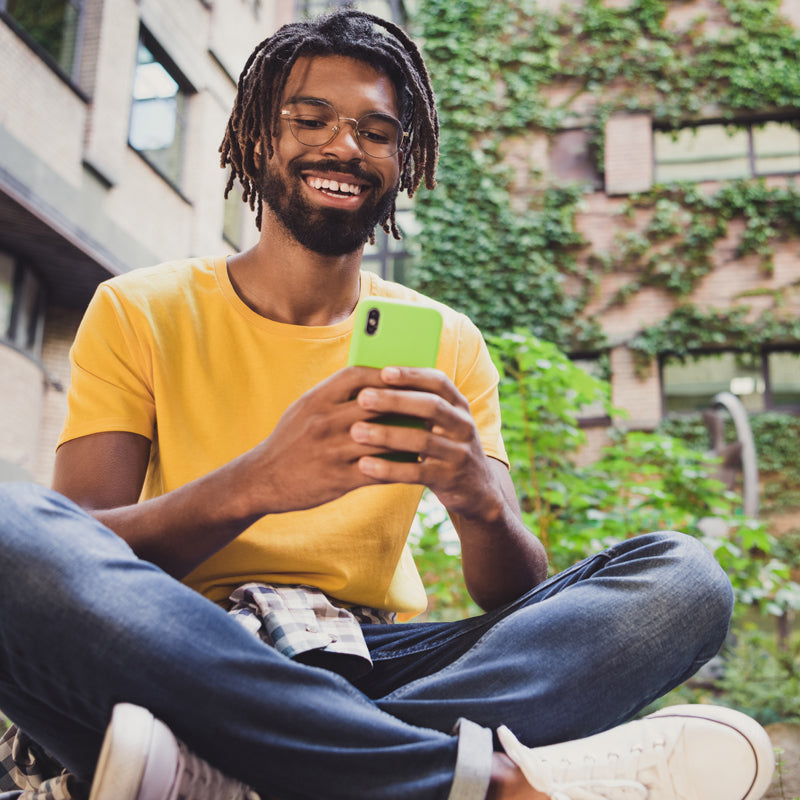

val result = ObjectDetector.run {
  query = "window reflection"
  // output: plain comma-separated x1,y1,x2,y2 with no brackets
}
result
768,351,800,407
663,350,800,414
654,120,800,183
129,38,188,187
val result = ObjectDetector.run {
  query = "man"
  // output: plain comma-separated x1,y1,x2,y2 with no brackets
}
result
0,10,775,800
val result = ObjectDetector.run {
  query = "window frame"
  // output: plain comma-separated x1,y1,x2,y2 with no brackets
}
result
653,115,800,184
659,346,800,417
0,0,88,92
128,28,194,194
0,251,47,362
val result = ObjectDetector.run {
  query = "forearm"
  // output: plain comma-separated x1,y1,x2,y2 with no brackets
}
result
453,487,548,611
56,368,396,578
92,456,267,579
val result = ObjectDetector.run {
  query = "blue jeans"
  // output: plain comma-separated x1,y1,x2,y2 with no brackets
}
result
0,483,733,800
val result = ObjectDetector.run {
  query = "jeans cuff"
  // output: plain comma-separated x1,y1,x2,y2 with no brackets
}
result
446,718,493,800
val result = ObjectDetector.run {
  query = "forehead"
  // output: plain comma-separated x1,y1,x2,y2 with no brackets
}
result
281,55,400,117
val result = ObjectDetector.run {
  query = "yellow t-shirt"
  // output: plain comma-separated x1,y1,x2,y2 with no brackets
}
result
59,257,507,615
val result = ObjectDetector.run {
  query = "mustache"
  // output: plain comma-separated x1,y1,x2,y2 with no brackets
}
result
289,158,381,188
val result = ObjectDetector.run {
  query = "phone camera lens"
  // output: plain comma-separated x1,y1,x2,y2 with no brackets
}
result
366,308,380,335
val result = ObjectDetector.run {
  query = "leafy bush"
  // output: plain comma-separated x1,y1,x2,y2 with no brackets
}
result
413,330,800,623
714,626,800,726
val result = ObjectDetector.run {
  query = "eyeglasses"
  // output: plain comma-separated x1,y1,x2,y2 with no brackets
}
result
280,99,408,159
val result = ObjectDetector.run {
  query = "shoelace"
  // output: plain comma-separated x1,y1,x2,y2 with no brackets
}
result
174,741,261,800
511,735,692,800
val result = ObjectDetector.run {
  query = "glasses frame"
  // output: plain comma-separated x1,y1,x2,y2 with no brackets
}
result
280,100,408,159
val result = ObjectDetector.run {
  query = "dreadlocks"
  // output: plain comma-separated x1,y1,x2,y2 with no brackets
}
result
219,9,439,239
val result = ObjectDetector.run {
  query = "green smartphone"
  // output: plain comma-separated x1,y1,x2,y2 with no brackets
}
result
347,297,443,461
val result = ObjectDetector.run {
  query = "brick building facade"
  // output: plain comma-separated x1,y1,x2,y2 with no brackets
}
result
537,0,800,461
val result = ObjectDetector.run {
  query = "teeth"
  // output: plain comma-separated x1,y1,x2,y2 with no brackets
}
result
306,177,362,195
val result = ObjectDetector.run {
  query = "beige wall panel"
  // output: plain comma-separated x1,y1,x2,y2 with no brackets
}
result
0,26,86,186
0,346,45,479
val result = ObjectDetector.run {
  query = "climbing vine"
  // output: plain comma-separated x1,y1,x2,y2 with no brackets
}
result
593,181,800,307
628,297,800,375
410,0,800,353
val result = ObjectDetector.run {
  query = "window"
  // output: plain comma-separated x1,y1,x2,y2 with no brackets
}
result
1,0,84,80
661,349,800,415
0,251,46,360
654,120,800,183
129,33,190,188
767,350,800,408
222,180,244,250
550,129,602,189
360,201,414,283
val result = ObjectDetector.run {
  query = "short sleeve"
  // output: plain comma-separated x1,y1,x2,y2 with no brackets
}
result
451,314,508,466
58,283,156,448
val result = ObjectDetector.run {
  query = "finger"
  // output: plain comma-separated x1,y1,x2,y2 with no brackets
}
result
314,365,389,404
379,367,468,409
356,387,474,442
350,419,474,477
357,454,427,484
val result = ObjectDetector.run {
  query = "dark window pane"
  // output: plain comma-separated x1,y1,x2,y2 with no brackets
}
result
6,0,80,76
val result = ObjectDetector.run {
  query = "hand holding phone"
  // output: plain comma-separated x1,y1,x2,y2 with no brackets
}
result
348,298,443,461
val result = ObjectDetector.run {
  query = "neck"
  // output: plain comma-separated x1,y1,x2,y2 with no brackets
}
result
227,214,364,327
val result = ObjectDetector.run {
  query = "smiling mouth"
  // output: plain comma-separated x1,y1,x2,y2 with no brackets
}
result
304,176,366,197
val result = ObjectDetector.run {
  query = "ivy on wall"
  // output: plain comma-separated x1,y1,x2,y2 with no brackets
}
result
410,0,800,356
628,297,800,375
595,181,800,303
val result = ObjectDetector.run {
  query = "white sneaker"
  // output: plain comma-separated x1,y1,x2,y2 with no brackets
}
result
88,703,261,800
498,704,775,800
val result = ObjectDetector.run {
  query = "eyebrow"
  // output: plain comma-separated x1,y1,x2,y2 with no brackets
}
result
284,95,330,107
283,95,401,122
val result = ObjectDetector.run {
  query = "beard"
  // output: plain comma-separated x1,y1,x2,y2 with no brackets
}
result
257,157,399,256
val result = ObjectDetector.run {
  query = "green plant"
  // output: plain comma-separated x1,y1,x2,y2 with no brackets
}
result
658,411,800,516
410,492,480,621
714,626,800,725
490,329,800,610
488,330,614,556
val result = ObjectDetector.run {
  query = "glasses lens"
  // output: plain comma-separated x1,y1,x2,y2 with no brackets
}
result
357,113,403,158
285,101,338,146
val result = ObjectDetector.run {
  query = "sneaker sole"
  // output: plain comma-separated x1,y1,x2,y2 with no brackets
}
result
648,704,775,800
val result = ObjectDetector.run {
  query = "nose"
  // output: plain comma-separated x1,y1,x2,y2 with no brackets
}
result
322,117,364,159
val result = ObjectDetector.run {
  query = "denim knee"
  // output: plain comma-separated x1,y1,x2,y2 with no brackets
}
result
640,530,734,647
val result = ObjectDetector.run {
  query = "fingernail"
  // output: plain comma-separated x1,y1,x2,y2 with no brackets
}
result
360,389,378,407
351,422,369,441
382,367,400,381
